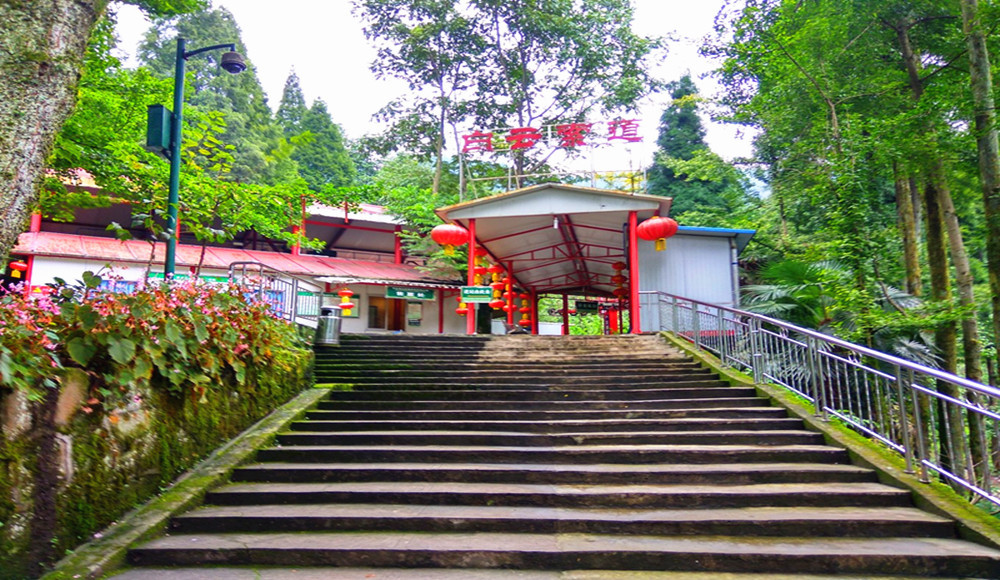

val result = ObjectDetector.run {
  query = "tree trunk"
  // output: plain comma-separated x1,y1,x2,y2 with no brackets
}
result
925,176,966,482
893,165,922,296
961,0,1000,360
0,0,108,262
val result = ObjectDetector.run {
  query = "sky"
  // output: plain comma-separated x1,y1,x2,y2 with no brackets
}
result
113,1,754,173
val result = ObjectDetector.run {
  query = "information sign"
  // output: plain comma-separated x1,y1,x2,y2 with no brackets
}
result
387,286,435,301
461,286,493,303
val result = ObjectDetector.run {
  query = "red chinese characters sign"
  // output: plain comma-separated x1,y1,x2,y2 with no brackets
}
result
461,120,641,154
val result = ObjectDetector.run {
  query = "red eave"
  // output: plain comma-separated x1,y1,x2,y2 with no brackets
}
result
13,232,450,285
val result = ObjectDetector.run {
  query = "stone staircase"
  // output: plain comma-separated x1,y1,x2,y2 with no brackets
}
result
124,334,1000,577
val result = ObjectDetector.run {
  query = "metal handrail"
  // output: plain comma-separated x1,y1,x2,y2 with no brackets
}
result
228,261,323,327
642,290,1000,509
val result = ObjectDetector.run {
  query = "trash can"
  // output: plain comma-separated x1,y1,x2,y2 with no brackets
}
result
315,306,342,346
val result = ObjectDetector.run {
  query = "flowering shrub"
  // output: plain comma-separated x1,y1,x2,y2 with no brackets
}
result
0,274,308,413
0,286,61,399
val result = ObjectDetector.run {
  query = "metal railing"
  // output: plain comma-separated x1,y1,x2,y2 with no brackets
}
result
643,290,1000,509
229,262,323,328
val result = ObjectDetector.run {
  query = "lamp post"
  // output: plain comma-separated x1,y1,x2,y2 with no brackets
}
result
162,37,246,277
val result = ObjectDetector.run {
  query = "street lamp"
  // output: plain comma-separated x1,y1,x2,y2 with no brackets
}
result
159,38,246,277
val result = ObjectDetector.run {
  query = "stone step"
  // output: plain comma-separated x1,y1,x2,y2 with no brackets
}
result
128,532,1000,576
290,417,808,434
204,482,909,509
168,504,954,538
311,363,707,374
313,397,769,412
313,374,722,385
107,567,968,580
229,461,878,486
303,407,788,422
254,444,849,465
321,387,754,402
336,379,734,391
311,360,705,370
275,430,826,448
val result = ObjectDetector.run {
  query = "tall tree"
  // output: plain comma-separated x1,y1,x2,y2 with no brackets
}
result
138,7,289,184
292,99,357,191
647,75,731,215
354,0,480,195
0,0,204,263
276,70,308,135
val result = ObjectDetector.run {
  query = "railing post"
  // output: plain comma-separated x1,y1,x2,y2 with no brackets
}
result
894,365,915,475
717,308,728,367
290,278,299,322
910,382,931,483
749,318,763,384
671,295,680,334
808,337,828,421
692,307,701,349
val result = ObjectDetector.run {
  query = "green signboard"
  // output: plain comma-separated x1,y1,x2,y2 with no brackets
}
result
575,300,599,313
148,272,229,283
387,286,435,301
461,286,493,303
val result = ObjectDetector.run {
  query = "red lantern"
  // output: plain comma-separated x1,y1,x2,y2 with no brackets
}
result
489,298,505,310
504,304,517,313
473,266,487,276
490,281,506,291
474,247,489,258
430,223,469,256
339,301,355,310
568,308,577,315
8,260,27,280
612,261,627,271
519,293,530,300
613,287,629,298
636,216,679,251
611,274,627,285
338,288,354,298
487,264,504,275
518,318,532,327
456,303,469,316
519,306,531,314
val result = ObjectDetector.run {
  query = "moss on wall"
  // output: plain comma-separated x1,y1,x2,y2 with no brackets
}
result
0,347,312,579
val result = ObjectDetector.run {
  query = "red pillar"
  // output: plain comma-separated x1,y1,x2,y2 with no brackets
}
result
561,294,569,335
628,211,641,334
506,261,515,327
394,225,403,264
466,219,477,335
438,289,445,334
29,213,42,233
291,226,301,256
531,291,539,335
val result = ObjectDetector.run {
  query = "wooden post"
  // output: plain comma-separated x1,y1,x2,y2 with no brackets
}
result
628,211,641,334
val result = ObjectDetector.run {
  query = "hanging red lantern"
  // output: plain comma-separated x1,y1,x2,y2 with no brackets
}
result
474,247,489,258
456,303,469,316
8,260,27,280
337,287,356,316
473,265,487,276
503,304,517,313
610,274,627,285
519,306,531,314
613,287,629,298
636,216,679,251
430,223,470,256
518,318,532,327
487,264,504,275
612,261,627,271
489,298,505,310
490,281,506,291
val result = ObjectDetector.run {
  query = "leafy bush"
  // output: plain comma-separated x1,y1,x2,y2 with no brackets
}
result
0,274,309,411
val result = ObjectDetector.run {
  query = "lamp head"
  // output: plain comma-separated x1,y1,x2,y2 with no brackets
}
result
220,51,247,74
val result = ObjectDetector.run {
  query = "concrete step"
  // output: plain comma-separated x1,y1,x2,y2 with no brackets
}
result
274,430,826,447
254,444,849,465
336,379,734,390
311,361,706,371
169,504,955,538
127,532,1000,576
229,461,879,486
204,481,910,509
289,417,808,434
312,397,770,412
303,407,789,422
321,387,755,402
312,374,723,386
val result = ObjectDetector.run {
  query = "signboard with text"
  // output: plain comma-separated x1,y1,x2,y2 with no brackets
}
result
461,286,493,303
387,287,435,301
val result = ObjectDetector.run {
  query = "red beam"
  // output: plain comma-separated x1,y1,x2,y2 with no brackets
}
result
479,225,552,244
